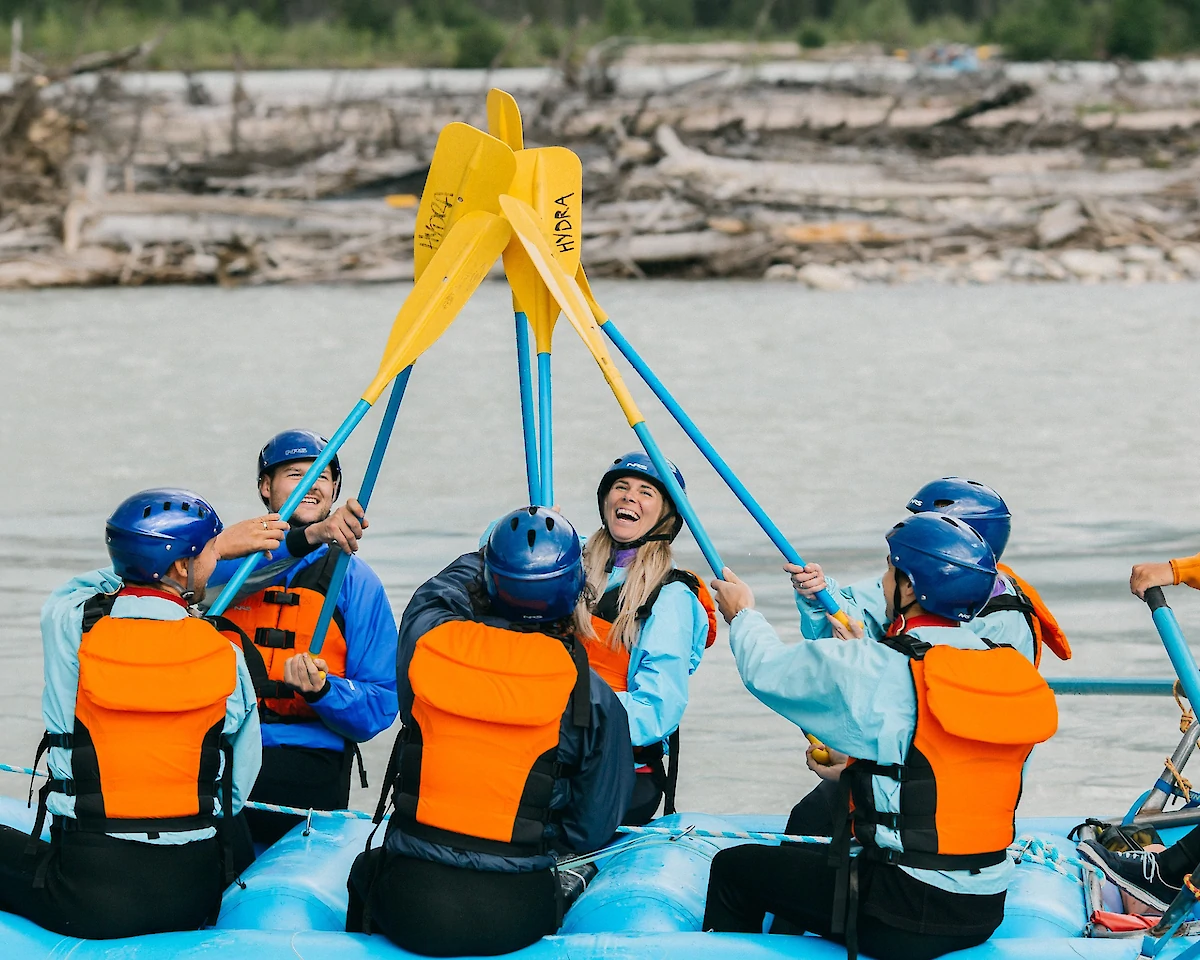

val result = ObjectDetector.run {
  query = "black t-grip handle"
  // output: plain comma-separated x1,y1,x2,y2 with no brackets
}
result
1145,586,1169,611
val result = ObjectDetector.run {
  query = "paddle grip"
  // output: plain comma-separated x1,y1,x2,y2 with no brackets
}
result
1145,586,1168,611
805,733,832,766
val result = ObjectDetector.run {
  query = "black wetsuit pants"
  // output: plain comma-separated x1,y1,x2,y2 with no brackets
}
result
244,744,352,845
347,847,559,956
622,772,663,826
0,823,223,939
704,842,1001,960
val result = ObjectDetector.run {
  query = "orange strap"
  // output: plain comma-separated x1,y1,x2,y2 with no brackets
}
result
997,563,1071,662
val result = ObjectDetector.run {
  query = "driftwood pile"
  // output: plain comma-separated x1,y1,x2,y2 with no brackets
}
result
4,48,1200,289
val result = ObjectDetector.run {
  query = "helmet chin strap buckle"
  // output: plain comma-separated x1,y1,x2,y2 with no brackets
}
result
162,558,197,605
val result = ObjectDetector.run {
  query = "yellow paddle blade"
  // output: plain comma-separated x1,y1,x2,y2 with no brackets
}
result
364,211,511,404
502,147,583,352
499,194,642,426
414,122,515,280
574,265,608,324
486,88,523,151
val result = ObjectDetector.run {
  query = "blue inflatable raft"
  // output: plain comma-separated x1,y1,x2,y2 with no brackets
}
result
2,795,1197,960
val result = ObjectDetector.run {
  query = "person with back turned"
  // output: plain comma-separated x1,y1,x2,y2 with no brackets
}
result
213,429,398,845
784,477,1070,839
704,513,1058,960
347,506,634,957
0,489,281,938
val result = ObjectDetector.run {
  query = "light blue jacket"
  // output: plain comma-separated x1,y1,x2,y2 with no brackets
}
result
40,570,262,845
729,608,1013,897
795,573,1036,665
604,565,709,749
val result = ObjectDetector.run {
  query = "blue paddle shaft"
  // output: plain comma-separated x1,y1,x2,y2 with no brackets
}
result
207,398,373,618
1145,587,1200,715
309,367,412,656
632,421,724,579
538,351,553,507
602,319,842,616
1046,677,1177,696
515,313,540,505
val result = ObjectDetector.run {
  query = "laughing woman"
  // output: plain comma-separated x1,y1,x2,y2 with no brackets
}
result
577,453,717,825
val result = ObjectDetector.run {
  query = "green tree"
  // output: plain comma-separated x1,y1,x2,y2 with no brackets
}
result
641,0,693,28
604,0,642,32
1107,0,1162,58
455,18,506,66
991,0,1092,60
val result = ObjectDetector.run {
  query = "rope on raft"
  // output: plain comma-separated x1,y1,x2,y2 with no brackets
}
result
0,762,1093,882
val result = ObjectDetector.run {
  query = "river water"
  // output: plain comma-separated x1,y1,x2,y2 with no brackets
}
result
2,278,1200,820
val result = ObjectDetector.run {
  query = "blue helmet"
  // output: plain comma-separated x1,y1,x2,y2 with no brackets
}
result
886,513,997,622
484,507,585,622
257,429,342,502
106,488,222,584
596,452,685,543
906,477,1011,560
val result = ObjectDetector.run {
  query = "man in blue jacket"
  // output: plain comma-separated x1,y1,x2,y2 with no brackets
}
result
214,429,398,844
348,507,634,957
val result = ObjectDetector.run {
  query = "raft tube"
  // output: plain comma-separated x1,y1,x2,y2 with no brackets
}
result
0,798,1194,959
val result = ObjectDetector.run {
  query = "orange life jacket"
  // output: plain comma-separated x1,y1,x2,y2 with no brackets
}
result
843,631,1058,870
387,620,590,857
221,551,348,721
981,563,1072,667
585,569,717,694
35,591,237,836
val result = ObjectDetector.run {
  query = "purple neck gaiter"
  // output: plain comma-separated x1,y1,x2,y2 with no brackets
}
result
612,547,639,568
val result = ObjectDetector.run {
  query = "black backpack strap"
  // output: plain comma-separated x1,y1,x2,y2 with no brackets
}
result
663,728,680,816
81,592,117,634
878,633,932,659
980,582,1037,639
567,638,591,729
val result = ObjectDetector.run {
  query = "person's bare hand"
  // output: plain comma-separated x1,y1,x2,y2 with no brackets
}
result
307,499,368,555
213,515,288,561
1131,562,1174,599
806,743,849,781
710,568,755,624
785,562,827,598
283,653,330,694
828,614,865,640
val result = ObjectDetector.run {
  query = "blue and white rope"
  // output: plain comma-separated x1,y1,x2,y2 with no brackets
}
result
0,762,1096,883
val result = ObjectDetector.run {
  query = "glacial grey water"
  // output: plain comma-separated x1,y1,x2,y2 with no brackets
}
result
2,278,1200,820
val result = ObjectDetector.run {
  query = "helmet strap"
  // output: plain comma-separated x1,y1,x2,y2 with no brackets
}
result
605,509,680,551
888,573,919,634
161,558,197,605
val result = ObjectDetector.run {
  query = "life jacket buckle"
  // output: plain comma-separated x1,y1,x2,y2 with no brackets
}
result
254,627,296,649
263,590,301,606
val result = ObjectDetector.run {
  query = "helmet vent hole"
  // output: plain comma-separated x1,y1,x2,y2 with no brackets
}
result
182,502,190,512
940,516,957,526
526,506,538,516
527,530,537,549
510,517,520,531
545,517,554,531
933,499,955,507
142,506,152,518
198,508,206,519
163,501,171,510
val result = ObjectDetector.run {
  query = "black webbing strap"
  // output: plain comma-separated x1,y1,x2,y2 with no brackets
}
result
28,732,71,809
263,590,300,606
568,639,591,728
663,728,680,816
254,627,296,649
219,736,236,885
351,743,369,789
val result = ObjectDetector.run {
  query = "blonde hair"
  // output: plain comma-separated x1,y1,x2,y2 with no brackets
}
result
574,526,675,652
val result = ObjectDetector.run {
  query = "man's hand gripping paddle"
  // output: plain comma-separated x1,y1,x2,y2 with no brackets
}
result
208,209,512,620
574,265,841,763
298,124,518,656
500,193,723,579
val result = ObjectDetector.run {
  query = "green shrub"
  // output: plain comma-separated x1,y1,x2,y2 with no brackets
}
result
832,0,915,48
603,0,642,34
1107,0,1161,59
455,18,507,68
798,22,826,47
640,0,694,29
991,0,1094,60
